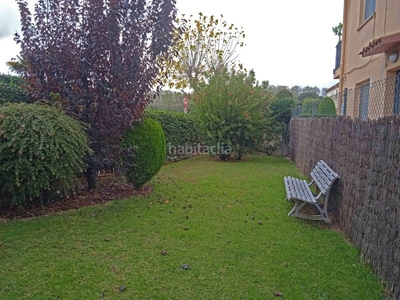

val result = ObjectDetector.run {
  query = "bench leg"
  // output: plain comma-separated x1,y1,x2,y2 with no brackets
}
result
288,200,331,223
287,200,307,217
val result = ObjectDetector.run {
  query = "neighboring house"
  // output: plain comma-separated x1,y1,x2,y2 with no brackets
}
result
334,0,400,119
326,82,340,110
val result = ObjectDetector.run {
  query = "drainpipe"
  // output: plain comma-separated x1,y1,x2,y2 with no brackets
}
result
338,0,349,115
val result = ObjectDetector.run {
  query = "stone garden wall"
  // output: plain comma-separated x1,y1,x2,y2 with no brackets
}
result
290,116,400,299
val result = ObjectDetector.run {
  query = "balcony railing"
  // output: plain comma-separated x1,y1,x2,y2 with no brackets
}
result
334,41,342,72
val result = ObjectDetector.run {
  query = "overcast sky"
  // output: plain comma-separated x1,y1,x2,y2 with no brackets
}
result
0,0,343,89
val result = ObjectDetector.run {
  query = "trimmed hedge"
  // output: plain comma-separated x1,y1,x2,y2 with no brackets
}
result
122,117,166,188
318,97,337,117
0,74,32,104
0,103,90,206
146,109,202,160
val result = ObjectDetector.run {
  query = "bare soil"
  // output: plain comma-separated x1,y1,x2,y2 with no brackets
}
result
0,175,152,221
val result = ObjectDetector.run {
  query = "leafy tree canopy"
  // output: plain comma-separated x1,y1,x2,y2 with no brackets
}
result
274,88,294,101
15,0,177,189
6,55,28,76
148,90,187,112
269,85,321,99
298,92,321,103
332,22,343,42
159,12,246,89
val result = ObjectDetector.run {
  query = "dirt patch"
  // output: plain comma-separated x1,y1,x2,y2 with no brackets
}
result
213,156,249,162
0,175,152,221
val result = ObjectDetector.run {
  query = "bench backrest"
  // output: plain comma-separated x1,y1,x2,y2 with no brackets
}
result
310,160,340,195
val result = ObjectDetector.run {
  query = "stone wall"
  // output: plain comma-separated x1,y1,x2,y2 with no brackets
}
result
290,116,400,299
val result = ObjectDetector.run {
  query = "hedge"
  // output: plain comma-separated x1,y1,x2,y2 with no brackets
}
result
146,109,202,160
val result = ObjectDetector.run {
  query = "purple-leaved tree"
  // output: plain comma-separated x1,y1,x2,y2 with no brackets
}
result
15,0,176,189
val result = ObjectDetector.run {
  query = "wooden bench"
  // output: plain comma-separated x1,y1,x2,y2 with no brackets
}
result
284,160,340,223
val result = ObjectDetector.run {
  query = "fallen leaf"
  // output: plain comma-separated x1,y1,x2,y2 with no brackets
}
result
165,200,169,204
161,250,167,255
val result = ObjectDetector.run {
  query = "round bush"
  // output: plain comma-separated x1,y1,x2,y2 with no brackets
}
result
318,97,337,116
122,117,166,188
0,103,90,206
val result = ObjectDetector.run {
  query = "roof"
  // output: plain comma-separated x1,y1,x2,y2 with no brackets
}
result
359,31,400,57
326,82,339,93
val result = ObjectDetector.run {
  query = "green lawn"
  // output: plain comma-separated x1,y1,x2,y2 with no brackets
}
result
0,155,386,299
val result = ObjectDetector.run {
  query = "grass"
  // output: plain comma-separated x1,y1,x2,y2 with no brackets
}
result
0,155,386,299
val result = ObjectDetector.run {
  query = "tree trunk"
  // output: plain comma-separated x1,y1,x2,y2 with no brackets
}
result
85,166,97,190
219,153,231,161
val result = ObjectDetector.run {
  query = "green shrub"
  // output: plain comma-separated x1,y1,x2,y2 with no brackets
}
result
122,117,166,188
147,109,202,160
0,103,90,206
301,98,320,116
258,97,296,155
270,97,296,125
193,68,271,160
0,74,32,104
318,97,337,117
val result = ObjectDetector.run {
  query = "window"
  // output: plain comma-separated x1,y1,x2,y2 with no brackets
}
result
359,82,370,120
364,0,376,20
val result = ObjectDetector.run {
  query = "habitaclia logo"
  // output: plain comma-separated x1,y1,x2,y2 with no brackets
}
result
168,143,232,155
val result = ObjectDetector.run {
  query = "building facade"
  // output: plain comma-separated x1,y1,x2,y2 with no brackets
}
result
326,82,340,110
334,0,400,119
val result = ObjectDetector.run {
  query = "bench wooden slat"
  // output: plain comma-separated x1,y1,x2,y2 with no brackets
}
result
284,176,315,203
311,161,339,194
284,160,340,223
312,167,330,194
295,179,314,203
